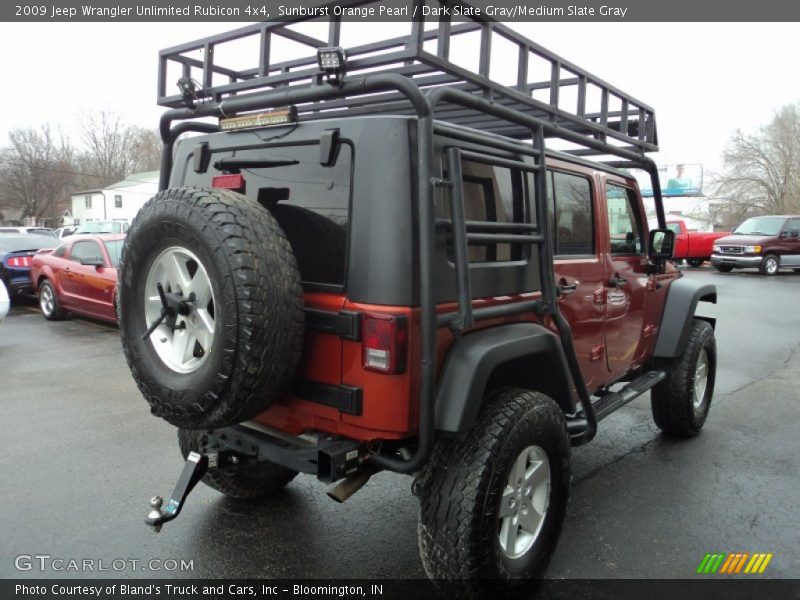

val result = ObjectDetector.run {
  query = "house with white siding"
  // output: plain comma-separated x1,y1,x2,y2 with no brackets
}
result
70,171,158,226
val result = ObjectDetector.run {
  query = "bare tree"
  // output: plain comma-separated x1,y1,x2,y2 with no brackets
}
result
713,103,800,226
79,110,138,185
131,128,162,173
0,126,76,222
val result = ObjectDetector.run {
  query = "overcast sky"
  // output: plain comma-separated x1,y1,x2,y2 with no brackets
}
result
0,21,798,182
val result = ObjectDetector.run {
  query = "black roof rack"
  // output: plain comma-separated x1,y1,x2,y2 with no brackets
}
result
157,0,657,157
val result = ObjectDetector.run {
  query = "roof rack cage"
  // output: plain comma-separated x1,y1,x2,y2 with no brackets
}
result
157,0,657,156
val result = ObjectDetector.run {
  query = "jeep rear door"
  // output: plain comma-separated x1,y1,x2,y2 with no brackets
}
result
547,163,608,391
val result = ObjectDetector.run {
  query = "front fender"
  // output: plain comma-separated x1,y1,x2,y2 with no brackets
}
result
435,323,575,433
653,278,717,358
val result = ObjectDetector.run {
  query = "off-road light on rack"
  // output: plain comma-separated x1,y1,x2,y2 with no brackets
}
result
317,46,347,83
218,106,298,132
176,76,200,107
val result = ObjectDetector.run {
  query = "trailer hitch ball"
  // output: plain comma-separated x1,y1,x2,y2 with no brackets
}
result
145,452,208,532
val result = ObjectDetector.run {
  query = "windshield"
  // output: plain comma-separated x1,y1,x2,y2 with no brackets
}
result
103,240,123,267
733,217,785,236
76,222,118,234
0,234,58,252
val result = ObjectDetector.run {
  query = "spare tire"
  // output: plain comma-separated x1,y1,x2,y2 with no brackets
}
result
268,204,346,285
118,187,304,429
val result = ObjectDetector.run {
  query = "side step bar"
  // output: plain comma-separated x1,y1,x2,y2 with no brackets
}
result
567,370,666,438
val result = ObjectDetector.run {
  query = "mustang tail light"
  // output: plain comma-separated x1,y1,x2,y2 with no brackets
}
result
362,313,408,374
7,256,32,268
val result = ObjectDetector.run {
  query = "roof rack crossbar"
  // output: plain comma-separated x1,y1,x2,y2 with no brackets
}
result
157,0,657,154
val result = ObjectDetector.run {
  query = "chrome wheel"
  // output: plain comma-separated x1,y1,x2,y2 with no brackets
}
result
693,348,709,409
40,284,54,316
498,445,551,559
144,246,216,374
764,256,779,275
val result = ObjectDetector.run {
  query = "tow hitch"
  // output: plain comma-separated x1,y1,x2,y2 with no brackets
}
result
146,451,208,532
145,423,367,531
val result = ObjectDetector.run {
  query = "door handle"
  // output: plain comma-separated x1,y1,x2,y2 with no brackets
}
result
558,283,578,295
608,275,628,288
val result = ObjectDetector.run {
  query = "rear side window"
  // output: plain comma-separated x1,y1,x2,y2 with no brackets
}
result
438,158,530,263
547,171,595,256
666,222,682,236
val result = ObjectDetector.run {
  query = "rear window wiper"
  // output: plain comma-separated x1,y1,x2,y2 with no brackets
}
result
215,158,299,174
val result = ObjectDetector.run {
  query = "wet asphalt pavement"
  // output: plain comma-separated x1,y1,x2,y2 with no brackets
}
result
1,268,798,581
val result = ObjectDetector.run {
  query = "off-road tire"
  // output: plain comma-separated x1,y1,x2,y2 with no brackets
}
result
416,389,570,596
118,187,304,429
715,265,733,273
759,254,780,276
651,319,716,436
39,280,67,320
178,429,297,499
268,204,346,285
686,258,704,268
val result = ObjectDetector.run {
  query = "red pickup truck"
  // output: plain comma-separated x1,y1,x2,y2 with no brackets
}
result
666,219,730,267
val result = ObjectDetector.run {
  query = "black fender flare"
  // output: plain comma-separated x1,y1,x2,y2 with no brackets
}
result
434,323,576,433
653,278,717,358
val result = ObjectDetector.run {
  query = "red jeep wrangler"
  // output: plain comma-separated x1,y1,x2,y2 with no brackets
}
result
118,13,718,595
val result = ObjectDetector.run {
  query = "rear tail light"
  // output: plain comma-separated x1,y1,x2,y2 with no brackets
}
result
7,256,32,268
362,313,408,374
211,174,246,192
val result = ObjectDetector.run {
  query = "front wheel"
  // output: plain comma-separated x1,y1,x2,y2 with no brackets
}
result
686,258,704,268
715,265,733,273
651,319,716,436
759,254,780,276
417,389,570,595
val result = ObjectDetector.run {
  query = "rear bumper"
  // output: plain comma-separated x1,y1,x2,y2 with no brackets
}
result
710,254,763,268
7,278,33,297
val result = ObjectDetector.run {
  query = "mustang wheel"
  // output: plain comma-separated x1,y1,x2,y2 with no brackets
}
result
39,280,66,320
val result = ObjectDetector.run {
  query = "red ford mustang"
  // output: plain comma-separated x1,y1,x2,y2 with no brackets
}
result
30,234,124,323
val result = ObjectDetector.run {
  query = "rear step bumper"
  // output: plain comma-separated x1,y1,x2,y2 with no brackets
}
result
213,422,366,484
567,370,666,439
145,423,367,530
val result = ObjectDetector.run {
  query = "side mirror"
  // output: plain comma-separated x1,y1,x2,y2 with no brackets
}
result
80,257,105,267
649,229,675,260
789,229,799,239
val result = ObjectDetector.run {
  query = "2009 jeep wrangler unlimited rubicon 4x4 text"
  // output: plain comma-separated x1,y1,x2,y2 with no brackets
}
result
118,10,717,596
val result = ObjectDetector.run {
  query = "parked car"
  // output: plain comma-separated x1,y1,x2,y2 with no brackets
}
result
0,233,58,299
53,226,77,239
30,234,123,323
666,219,731,267
73,221,129,235
0,279,9,322
0,226,56,237
710,215,800,275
